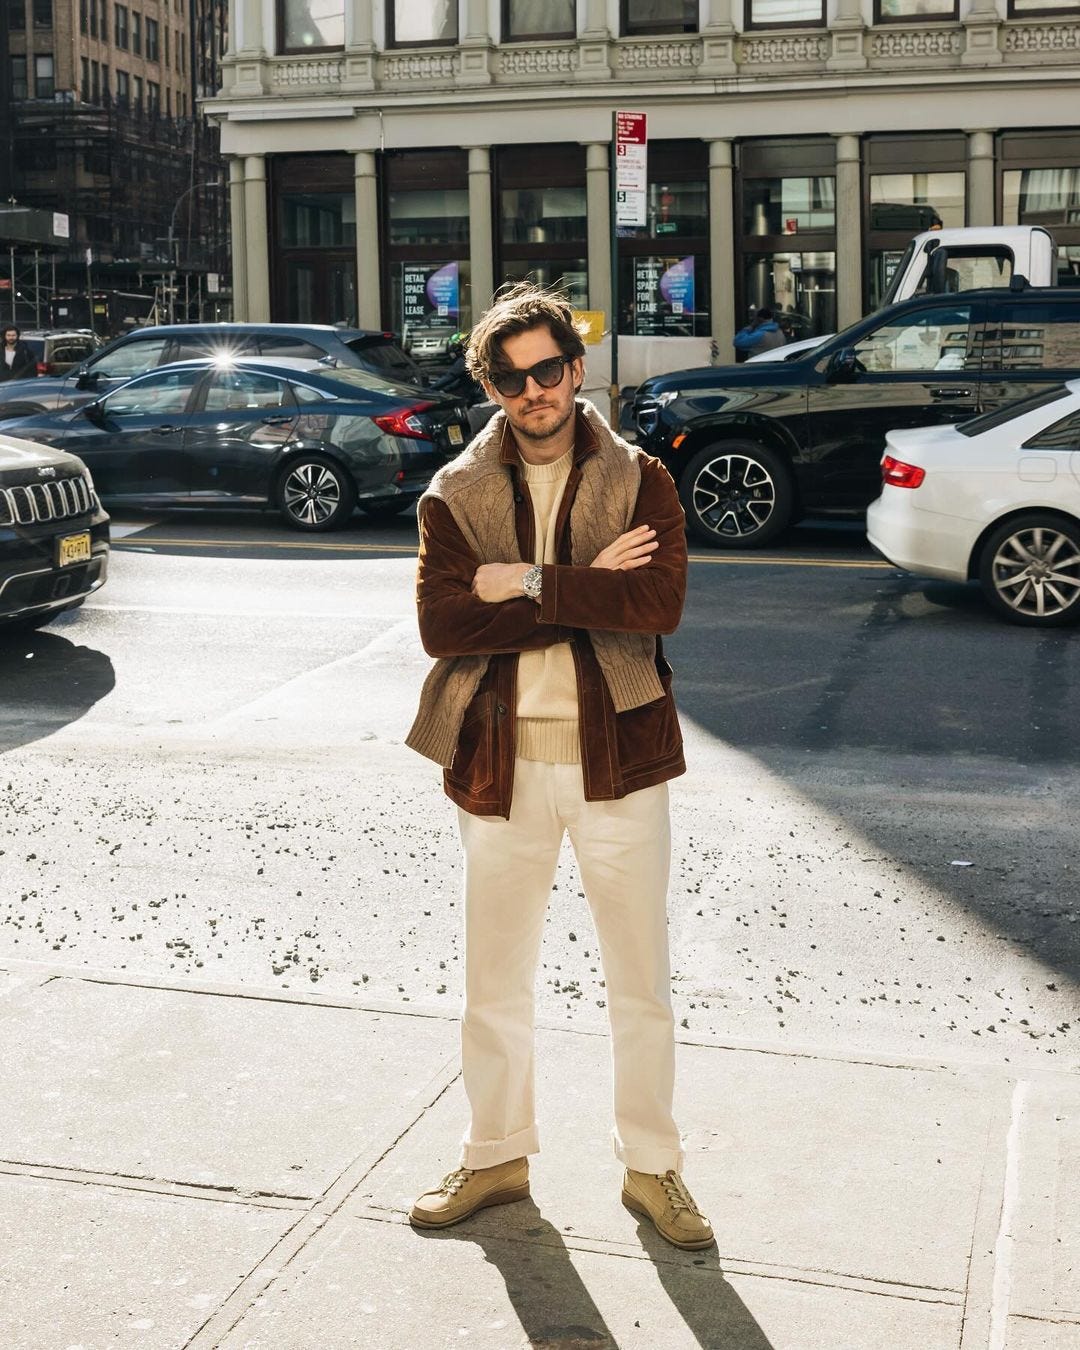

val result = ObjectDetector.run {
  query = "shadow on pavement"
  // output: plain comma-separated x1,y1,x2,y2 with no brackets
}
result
0,624,115,752
416,1199,773,1349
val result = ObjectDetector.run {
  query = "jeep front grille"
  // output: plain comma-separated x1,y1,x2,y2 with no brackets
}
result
0,475,93,527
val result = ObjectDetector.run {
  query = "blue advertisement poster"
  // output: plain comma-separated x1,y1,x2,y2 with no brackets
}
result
632,256,696,336
402,261,460,330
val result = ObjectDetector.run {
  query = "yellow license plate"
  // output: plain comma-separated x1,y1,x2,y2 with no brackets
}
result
57,532,92,567
448,424,464,446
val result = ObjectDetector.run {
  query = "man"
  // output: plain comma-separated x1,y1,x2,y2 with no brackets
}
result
732,306,786,361
1,326,36,382
405,283,712,1251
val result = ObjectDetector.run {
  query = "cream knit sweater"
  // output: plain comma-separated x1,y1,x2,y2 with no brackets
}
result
516,450,579,764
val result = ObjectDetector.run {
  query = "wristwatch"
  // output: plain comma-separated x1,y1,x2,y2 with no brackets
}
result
522,564,543,602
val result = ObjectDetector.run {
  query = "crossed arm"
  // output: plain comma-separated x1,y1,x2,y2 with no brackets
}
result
415,458,688,658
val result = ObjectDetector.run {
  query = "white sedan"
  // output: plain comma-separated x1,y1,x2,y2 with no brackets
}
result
867,381,1080,627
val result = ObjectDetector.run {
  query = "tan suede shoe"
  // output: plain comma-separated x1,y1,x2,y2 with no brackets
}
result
622,1169,715,1250
409,1158,530,1229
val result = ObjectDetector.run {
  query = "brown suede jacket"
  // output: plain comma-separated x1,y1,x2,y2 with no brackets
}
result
414,408,688,818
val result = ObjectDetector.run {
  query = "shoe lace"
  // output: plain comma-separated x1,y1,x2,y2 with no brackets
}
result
438,1167,474,1197
659,1170,701,1217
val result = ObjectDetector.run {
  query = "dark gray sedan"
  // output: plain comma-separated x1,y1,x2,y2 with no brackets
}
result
0,358,469,530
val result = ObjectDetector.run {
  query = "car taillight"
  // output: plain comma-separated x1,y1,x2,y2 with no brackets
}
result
881,455,925,489
36,361,47,375
373,402,434,441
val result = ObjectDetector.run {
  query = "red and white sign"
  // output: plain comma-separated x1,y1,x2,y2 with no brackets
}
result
615,111,647,229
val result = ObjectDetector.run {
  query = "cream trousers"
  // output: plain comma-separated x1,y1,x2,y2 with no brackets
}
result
456,757,684,1174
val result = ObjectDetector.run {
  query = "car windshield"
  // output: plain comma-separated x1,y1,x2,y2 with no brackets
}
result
343,337,423,382
316,365,427,400
956,384,1071,438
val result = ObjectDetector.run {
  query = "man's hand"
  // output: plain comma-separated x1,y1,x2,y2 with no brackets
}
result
471,561,532,603
590,525,658,571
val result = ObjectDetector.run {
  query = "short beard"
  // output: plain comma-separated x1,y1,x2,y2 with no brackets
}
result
511,400,575,443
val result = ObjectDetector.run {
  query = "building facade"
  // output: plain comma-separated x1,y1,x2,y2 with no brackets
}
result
208,0,1080,381
1,0,229,330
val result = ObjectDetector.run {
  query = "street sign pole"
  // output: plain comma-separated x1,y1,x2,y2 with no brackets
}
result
611,111,648,430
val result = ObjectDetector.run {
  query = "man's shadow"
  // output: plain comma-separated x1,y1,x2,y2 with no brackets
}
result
414,1198,775,1349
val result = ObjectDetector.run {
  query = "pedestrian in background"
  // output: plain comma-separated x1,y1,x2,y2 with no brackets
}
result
733,306,787,361
405,282,714,1252
1,326,36,381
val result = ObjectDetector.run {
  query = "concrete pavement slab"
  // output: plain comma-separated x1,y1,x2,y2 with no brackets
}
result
0,976,456,1197
0,1171,291,1350
1008,1076,1080,1329
1005,1320,1080,1350
352,1025,1005,1296
215,1211,963,1350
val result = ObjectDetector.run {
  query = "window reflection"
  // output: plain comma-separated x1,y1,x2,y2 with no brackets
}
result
869,172,965,230
743,178,835,235
743,252,836,339
282,0,343,49
500,188,586,245
388,190,470,247
391,0,457,44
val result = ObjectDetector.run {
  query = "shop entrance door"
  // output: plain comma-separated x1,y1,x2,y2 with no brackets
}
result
278,253,358,326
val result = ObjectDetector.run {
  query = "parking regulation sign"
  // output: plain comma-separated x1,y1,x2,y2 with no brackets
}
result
614,111,647,228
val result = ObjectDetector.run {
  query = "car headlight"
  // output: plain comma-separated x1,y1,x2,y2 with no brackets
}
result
656,390,679,408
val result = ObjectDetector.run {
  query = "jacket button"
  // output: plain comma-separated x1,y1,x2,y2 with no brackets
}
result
496,702,507,715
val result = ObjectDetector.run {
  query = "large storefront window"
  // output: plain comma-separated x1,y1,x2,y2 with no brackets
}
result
278,0,344,51
389,0,457,45
271,155,357,324
384,150,471,343
617,140,709,336
738,140,836,340
496,145,588,309
1000,131,1080,287
865,136,968,309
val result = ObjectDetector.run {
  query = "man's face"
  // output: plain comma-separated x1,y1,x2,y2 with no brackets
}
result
3,330,16,344
483,324,583,446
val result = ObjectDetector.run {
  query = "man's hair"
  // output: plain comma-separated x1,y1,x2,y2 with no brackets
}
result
466,281,587,382
756,307,774,321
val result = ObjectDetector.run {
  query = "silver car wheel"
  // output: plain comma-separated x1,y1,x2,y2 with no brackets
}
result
991,525,1080,620
691,453,777,539
282,462,342,527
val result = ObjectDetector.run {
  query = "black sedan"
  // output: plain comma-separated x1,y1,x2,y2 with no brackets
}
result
0,358,469,531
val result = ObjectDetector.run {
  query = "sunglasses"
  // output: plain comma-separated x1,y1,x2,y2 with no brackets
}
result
489,354,573,399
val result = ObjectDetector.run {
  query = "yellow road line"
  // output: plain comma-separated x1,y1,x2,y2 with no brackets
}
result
113,535,893,570
113,536,418,554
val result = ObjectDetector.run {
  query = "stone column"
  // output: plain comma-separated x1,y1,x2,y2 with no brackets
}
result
585,142,611,323
457,0,493,85
834,134,863,331
468,147,494,323
700,0,737,77
577,0,612,81
962,0,1003,66
343,0,375,91
708,139,736,360
243,154,271,322
228,157,248,320
353,151,381,327
827,0,867,73
966,131,995,226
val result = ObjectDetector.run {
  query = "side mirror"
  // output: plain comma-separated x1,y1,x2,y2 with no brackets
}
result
826,348,860,383
927,247,949,294
75,369,99,391
82,401,106,424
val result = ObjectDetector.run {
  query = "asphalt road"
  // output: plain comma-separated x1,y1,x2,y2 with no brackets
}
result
1,508,1077,1073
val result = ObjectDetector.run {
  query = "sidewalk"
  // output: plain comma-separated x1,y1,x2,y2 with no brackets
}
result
0,960,1076,1350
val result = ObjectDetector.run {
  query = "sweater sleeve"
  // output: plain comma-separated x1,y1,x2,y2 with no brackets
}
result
415,495,565,658
536,456,687,636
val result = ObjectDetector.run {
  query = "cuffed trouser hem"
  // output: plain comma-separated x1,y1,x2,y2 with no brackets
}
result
460,1122,540,1170
614,1135,685,1175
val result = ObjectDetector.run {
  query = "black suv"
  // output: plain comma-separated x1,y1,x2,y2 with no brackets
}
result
0,323,426,421
633,285,1080,547
0,433,109,632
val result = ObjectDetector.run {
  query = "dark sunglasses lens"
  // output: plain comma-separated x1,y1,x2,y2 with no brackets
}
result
491,356,567,397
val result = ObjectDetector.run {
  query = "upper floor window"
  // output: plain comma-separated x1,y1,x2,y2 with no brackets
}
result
388,0,458,45
146,16,159,60
1009,0,1080,11
32,0,50,27
745,0,825,25
115,2,128,45
9,0,26,29
503,0,576,39
280,0,345,50
622,0,697,32
34,53,55,99
131,11,141,52
116,67,129,104
875,0,958,20
10,56,28,101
